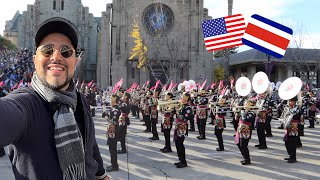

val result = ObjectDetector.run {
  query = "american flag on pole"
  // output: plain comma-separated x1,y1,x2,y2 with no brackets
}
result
202,14,246,52
242,14,293,59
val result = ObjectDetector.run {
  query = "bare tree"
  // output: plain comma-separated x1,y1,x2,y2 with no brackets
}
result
289,24,318,85
213,0,234,82
146,25,188,86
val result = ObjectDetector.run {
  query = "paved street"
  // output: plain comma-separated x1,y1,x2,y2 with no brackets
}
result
1,110,320,180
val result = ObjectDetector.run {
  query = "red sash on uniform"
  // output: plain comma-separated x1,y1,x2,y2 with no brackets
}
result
287,120,299,136
258,111,267,123
174,118,188,140
197,105,207,119
235,120,251,144
162,113,171,130
119,113,128,126
151,107,157,119
107,123,116,138
143,105,150,115
215,115,225,129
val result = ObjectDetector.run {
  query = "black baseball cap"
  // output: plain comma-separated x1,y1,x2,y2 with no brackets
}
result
290,96,298,102
35,20,78,49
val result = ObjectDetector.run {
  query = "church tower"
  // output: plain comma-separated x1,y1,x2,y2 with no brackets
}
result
98,0,213,88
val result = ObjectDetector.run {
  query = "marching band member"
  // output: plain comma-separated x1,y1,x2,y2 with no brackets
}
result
283,96,301,163
307,100,317,128
208,90,219,125
174,92,193,168
117,92,131,154
96,91,103,106
189,90,197,131
255,93,268,149
160,92,175,153
142,91,152,132
231,95,243,133
196,89,209,140
149,89,160,140
137,88,147,120
265,95,274,137
235,99,256,165
277,100,287,129
308,90,318,128
103,94,121,172
297,91,308,147
130,89,140,118
214,95,227,151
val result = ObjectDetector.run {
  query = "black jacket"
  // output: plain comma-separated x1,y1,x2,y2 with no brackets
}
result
0,87,106,180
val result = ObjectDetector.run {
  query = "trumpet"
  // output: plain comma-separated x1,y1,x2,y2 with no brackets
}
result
209,101,232,108
157,100,183,112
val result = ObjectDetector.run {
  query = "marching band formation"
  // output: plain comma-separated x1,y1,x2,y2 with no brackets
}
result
88,72,319,171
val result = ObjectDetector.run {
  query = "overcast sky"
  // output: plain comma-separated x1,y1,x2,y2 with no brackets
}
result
0,0,319,49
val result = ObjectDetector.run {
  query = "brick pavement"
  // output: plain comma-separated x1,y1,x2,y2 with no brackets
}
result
1,111,320,180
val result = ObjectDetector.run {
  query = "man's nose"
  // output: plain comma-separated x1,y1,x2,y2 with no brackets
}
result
50,48,63,61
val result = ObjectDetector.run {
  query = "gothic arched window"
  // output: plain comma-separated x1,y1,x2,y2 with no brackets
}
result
53,0,56,10
61,0,64,10
142,3,174,36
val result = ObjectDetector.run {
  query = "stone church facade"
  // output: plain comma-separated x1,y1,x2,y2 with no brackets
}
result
98,0,213,88
4,0,213,88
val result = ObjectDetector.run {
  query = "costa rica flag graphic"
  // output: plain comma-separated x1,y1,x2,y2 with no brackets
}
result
242,14,293,58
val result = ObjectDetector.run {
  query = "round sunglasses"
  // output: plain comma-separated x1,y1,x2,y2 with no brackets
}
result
37,44,75,58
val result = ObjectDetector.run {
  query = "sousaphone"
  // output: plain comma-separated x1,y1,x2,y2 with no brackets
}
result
235,77,251,97
252,71,269,94
278,77,302,100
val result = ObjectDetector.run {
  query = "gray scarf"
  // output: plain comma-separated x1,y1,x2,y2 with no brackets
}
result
31,73,86,180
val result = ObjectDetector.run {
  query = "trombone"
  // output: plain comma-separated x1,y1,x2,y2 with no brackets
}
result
211,105,262,114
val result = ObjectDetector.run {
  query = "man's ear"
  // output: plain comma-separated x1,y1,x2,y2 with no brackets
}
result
75,57,79,66
33,55,37,69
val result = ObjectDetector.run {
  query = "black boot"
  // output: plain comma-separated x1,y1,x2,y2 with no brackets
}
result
162,148,172,153
197,135,206,140
258,146,268,149
106,165,119,172
176,162,187,168
241,159,251,165
149,136,159,140
287,158,297,163
216,147,224,151
117,149,127,154
160,147,166,151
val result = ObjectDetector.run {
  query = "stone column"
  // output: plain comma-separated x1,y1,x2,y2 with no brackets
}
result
276,64,285,82
235,66,242,79
247,65,256,80
286,64,293,79
98,7,112,88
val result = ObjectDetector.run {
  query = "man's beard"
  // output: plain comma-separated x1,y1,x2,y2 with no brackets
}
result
38,72,72,91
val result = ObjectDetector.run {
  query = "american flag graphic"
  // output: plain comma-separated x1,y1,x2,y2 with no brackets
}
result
202,14,246,52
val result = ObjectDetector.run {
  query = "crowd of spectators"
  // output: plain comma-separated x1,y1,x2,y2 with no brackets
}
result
0,48,33,94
